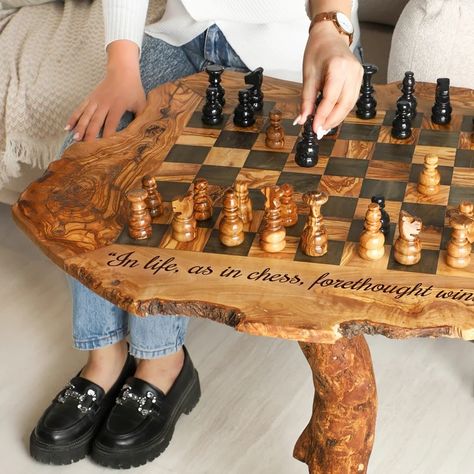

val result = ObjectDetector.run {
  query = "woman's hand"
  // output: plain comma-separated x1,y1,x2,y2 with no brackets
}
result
297,21,363,136
65,40,145,142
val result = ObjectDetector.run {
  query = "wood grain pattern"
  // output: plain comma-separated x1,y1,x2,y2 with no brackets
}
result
293,336,377,474
12,72,474,344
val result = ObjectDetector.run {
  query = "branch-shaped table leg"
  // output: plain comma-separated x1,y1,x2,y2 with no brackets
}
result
294,335,377,474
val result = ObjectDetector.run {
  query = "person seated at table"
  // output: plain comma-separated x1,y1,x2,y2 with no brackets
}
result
30,0,363,468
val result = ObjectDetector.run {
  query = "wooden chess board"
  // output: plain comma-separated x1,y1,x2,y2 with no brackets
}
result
13,71,474,343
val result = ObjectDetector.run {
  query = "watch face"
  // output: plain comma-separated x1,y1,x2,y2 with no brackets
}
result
336,12,354,34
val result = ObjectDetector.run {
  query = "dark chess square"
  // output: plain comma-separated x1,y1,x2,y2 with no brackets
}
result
186,111,228,130
154,181,191,201
165,144,211,164
324,196,358,219
455,149,474,167
277,172,321,193
325,157,369,178
360,179,407,201
339,123,381,141
372,143,415,164
461,115,474,132
387,248,439,275
116,224,168,247
401,202,446,227
196,165,241,186
409,165,453,185
214,130,259,149
203,230,255,256
319,138,336,156
383,111,424,128
248,189,266,210
448,186,474,206
285,214,307,237
418,130,460,148
243,150,288,171
294,240,345,266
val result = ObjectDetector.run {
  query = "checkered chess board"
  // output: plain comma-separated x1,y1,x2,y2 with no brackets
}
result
116,98,474,277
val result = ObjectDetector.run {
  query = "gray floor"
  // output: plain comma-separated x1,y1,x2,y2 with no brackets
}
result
1,202,473,474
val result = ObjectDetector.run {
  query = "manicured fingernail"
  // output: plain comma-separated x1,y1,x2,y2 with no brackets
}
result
316,126,330,140
64,124,71,131
293,115,302,126
73,132,80,141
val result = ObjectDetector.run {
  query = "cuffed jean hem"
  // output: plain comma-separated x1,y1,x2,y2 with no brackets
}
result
129,340,186,360
73,329,129,351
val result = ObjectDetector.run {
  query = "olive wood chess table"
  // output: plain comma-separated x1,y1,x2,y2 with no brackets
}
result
12,71,474,473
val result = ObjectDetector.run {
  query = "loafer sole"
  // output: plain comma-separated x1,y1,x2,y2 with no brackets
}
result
91,369,201,469
29,427,93,465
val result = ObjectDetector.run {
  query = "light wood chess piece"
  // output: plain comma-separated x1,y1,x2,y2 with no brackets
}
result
417,153,440,196
446,208,474,268
234,180,253,224
171,192,197,242
142,175,163,218
265,108,285,149
193,178,213,221
219,189,244,247
459,201,474,218
393,210,422,265
260,185,286,253
300,191,328,257
127,189,152,240
359,203,385,261
280,183,298,227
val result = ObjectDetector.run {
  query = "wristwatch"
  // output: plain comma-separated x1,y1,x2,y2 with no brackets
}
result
309,11,354,46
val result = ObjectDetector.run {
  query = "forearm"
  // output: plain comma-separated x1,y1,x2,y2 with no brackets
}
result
308,0,352,18
102,0,149,70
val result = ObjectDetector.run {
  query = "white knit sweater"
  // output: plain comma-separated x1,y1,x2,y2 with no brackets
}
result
103,0,360,82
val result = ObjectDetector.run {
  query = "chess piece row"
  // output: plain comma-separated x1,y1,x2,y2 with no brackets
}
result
356,65,453,137
201,65,264,127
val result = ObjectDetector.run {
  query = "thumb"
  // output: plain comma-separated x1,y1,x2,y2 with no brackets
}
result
297,71,321,126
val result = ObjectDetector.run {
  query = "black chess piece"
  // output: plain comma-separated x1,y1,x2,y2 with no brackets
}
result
205,64,225,106
397,71,417,119
356,63,378,120
371,195,390,237
245,67,264,111
431,78,452,125
202,87,223,126
295,115,319,168
233,88,255,127
391,100,412,139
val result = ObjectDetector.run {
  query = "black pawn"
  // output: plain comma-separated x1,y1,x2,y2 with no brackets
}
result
202,87,223,126
245,67,264,111
295,115,319,168
397,71,417,119
356,63,378,120
391,100,412,139
205,64,225,106
371,195,390,236
431,78,452,125
233,89,255,128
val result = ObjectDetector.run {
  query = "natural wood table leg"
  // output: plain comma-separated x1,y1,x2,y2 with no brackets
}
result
293,335,377,474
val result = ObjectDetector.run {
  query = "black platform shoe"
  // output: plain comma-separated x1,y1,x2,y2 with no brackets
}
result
92,346,201,469
30,352,136,465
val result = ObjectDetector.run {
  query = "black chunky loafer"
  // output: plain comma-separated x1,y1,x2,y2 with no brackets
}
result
30,352,136,465
91,345,201,469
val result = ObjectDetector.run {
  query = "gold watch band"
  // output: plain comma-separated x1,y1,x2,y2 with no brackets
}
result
308,11,354,46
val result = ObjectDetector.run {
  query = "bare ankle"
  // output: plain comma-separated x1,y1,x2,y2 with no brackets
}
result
135,347,185,395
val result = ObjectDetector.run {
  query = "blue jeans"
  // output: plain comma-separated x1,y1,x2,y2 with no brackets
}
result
68,26,247,359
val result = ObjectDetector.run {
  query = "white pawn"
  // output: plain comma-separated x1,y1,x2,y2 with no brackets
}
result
418,154,440,196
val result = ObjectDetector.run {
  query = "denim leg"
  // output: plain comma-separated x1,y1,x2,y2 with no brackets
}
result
69,277,128,350
62,34,198,355
128,313,190,359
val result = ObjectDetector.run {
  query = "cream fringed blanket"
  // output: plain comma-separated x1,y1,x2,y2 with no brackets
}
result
0,0,165,189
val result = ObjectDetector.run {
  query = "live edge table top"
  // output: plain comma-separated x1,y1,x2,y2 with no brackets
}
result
12,71,474,344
